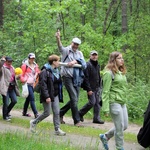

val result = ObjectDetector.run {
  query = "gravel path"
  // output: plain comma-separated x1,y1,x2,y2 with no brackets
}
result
0,109,145,150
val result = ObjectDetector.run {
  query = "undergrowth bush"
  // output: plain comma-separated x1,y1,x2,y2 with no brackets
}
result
126,78,150,121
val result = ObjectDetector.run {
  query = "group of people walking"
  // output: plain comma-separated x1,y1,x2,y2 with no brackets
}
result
0,30,128,150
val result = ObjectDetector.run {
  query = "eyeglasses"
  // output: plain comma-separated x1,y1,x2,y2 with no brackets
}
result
116,57,124,60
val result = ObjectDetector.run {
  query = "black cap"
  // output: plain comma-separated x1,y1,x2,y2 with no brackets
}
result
5,56,14,62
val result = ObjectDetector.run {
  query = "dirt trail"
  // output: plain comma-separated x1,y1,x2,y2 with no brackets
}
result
0,109,145,150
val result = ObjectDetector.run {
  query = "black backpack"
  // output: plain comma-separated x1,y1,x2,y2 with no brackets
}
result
137,101,150,148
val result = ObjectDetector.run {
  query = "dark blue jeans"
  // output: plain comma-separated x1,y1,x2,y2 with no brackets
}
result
2,88,17,119
23,84,38,116
60,76,80,124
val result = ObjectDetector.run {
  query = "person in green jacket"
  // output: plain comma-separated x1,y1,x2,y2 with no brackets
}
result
99,51,128,150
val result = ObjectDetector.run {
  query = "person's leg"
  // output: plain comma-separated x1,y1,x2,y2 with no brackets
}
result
51,96,66,135
93,89,101,122
60,100,71,117
2,93,9,119
51,96,60,131
22,93,30,116
79,93,95,117
122,104,128,131
106,103,124,149
30,101,51,133
7,89,17,115
27,85,38,117
63,77,80,124
33,101,51,124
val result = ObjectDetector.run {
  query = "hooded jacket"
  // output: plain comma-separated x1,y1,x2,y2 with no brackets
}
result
102,70,128,113
20,59,40,85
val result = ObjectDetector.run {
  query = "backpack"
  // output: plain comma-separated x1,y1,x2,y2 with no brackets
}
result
33,69,50,93
137,101,150,148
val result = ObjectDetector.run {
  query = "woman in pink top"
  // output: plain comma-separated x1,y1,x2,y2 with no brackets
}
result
20,53,40,118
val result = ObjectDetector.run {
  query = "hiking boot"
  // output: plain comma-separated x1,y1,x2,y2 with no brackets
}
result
60,117,65,124
74,122,84,127
55,128,66,136
99,134,109,150
30,120,36,133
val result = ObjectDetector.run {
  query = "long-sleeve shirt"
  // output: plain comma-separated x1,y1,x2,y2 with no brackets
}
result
59,45,86,77
102,70,128,113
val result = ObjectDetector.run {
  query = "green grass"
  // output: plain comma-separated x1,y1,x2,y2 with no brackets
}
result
0,131,80,150
0,116,138,143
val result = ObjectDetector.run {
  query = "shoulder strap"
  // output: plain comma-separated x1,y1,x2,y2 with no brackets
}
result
110,70,115,80
46,69,54,81
63,50,71,62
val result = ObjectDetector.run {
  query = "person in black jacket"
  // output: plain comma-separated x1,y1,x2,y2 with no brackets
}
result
29,54,66,136
79,50,104,124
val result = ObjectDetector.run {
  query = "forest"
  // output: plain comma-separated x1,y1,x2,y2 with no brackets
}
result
0,0,150,120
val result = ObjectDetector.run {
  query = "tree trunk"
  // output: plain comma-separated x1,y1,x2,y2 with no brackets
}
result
129,0,132,16
122,0,127,33
0,0,4,27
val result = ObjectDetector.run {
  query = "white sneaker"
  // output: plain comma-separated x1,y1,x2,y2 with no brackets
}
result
55,128,66,136
30,120,36,133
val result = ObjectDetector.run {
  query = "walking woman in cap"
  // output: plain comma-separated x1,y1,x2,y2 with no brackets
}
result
1,56,19,121
20,53,40,118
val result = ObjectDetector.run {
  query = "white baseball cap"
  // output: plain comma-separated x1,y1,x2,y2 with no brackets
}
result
28,53,35,59
72,37,81,45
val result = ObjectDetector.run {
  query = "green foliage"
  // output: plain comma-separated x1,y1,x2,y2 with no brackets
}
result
126,78,150,120
1,0,150,123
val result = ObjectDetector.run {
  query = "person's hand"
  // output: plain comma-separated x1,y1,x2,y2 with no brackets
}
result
16,74,21,79
67,60,77,67
46,97,51,103
87,91,93,96
55,29,60,40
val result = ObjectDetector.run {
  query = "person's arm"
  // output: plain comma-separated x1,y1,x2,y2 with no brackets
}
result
39,69,50,100
0,57,5,71
55,29,62,48
102,71,112,114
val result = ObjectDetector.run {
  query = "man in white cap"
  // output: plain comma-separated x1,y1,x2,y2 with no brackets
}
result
79,50,104,124
55,30,86,127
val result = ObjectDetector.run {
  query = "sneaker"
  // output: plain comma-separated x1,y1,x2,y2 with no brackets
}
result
30,120,36,133
7,114,12,119
116,148,124,150
93,120,104,124
3,117,11,121
60,116,65,124
55,128,66,136
74,122,84,127
99,134,109,150
34,114,39,118
23,113,31,117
